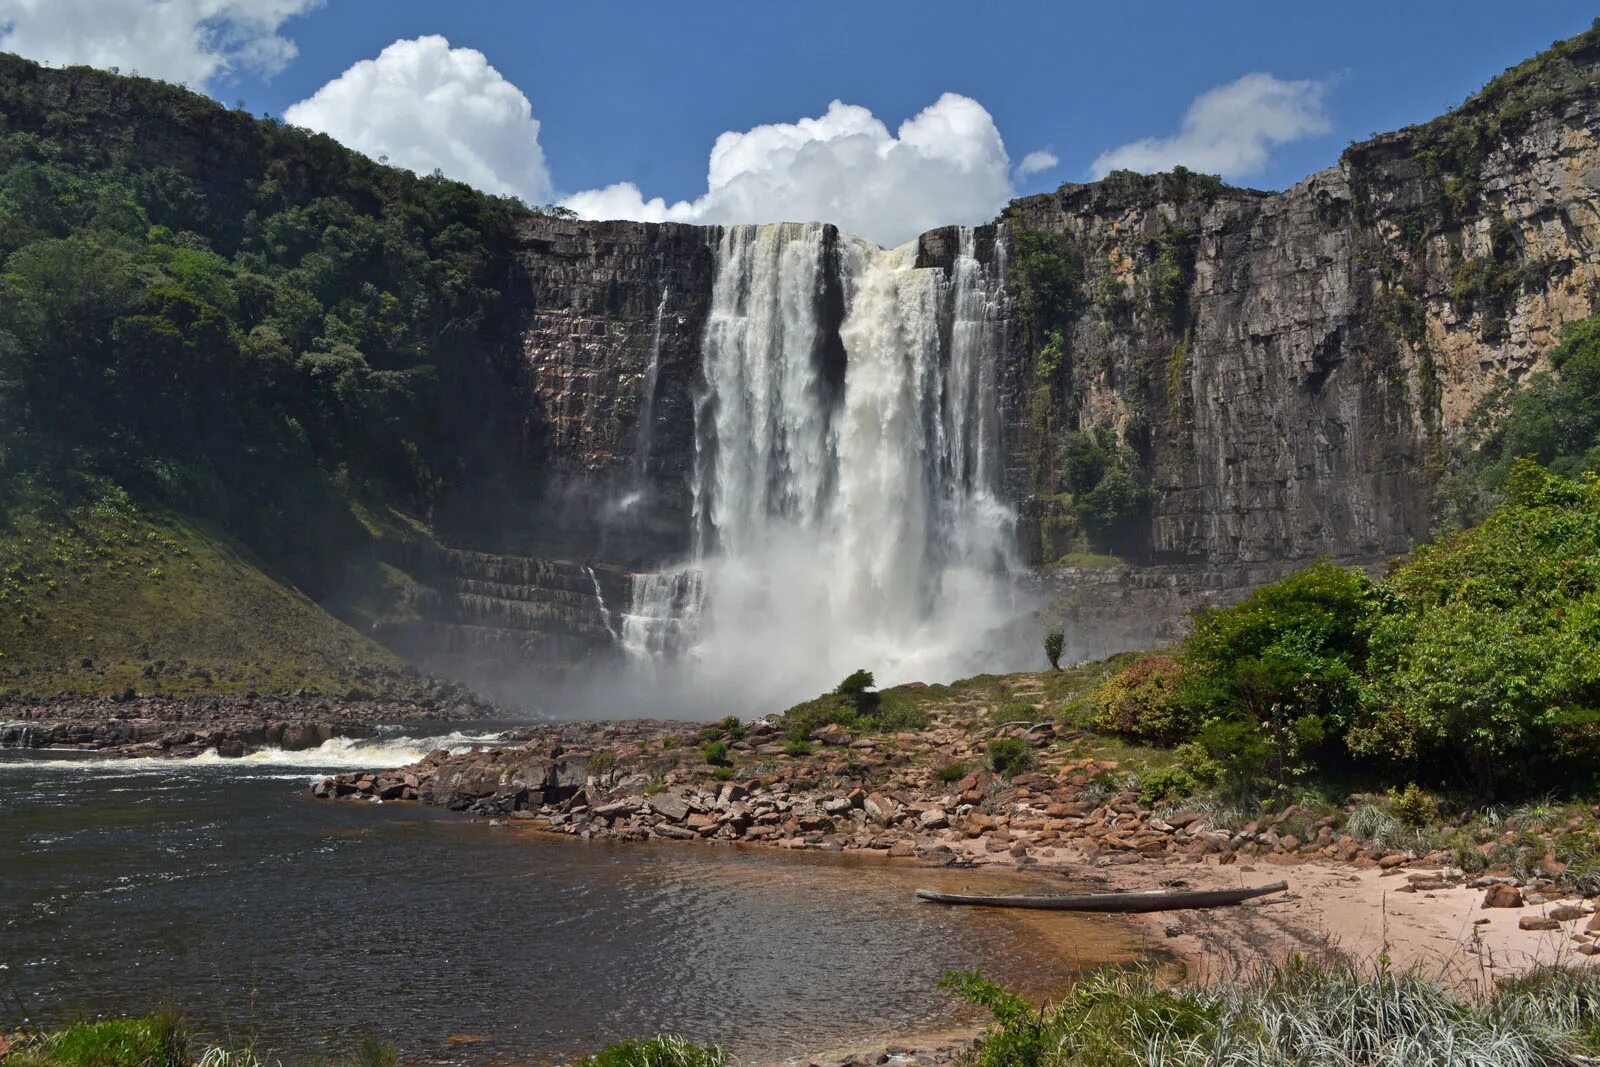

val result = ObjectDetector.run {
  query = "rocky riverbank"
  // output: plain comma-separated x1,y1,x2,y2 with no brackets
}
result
0,686,495,757
311,689,1600,1011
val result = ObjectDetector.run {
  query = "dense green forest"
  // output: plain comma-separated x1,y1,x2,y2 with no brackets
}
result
0,52,540,595
0,54,563,694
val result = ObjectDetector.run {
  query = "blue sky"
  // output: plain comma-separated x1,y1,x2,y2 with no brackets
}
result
2,1,1595,244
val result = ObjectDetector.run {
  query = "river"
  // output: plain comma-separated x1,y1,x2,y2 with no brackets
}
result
0,732,1143,1063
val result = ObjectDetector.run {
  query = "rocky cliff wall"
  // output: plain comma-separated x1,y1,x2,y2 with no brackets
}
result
996,50,1600,568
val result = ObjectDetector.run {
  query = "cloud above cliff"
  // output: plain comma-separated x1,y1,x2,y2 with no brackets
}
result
1014,150,1059,181
0,0,317,89
1090,73,1331,181
283,35,554,206
562,94,1016,247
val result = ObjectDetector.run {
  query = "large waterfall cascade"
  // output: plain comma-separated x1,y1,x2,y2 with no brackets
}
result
616,222,1028,710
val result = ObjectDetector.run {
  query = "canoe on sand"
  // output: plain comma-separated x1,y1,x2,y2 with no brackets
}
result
914,880,1289,913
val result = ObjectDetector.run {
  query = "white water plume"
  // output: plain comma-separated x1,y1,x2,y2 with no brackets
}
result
615,222,1033,714
0,731,506,774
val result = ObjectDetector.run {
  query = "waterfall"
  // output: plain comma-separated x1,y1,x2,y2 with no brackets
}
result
622,222,1025,711
633,286,670,484
619,569,705,659
584,566,620,644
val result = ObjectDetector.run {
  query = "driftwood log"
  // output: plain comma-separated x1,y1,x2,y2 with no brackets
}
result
915,880,1289,913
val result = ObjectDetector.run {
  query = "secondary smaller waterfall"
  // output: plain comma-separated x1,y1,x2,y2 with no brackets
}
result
619,222,1029,712
633,286,670,483
619,569,705,659
584,566,620,644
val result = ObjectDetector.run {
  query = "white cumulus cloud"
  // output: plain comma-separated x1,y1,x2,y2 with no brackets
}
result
1090,73,1331,181
1014,149,1059,180
0,0,316,89
283,35,553,206
562,94,1016,248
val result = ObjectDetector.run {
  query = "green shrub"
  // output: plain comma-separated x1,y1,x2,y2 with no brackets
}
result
1090,655,1187,743
11,1015,188,1067
949,958,1600,1067
783,739,814,758
991,699,1038,727
1179,561,1376,790
1352,462,1600,791
340,1037,398,1067
717,714,743,740
1043,630,1065,670
779,670,930,740
935,760,969,784
1138,765,1200,806
575,1035,729,1067
1389,783,1440,827
712,765,736,781
701,740,730,767
836,668,880,712
987,736,1032,777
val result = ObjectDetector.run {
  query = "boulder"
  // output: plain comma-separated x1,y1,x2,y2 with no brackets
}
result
1519,916,1562,932
1482,884,1524,909
811,723,854,746
864,793,898,827
647,792,691,822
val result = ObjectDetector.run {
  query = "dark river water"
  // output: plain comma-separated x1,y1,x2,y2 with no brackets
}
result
0,732,1143,1063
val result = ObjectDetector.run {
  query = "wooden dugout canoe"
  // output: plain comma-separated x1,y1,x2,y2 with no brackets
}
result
914,880,1288,913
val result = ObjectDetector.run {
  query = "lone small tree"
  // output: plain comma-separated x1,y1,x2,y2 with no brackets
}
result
1043,630,1065,671
836,668,881,715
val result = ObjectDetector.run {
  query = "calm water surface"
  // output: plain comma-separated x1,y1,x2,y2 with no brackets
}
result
0,735,1143,1063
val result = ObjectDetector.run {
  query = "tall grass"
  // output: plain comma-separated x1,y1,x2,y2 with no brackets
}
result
7,1014,188,1067
948,961,1600,1067
574,1034,730,1067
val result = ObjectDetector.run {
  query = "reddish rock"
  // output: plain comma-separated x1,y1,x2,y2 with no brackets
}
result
1483,884,1525,909
1520,916,1562,931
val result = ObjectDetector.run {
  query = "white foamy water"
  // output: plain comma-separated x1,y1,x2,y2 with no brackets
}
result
616,223,1033,711
0,731,506,775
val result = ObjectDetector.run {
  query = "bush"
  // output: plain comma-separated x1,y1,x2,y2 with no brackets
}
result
712,765,736,781
1179,561,1376,790
1091,655,1187,743
1138,765,1200,806
935,760,969,784
701,740,730,767
1043,630,1064,670
1352,462,1600,791
779,669,930,740
987,736,1032,777
836,668,880,713
575,1035,729,1067
783,739,814,758
11,1015,188,1067
1390,783,1440,827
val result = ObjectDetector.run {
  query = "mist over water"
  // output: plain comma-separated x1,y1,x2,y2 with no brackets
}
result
609,223,1037,716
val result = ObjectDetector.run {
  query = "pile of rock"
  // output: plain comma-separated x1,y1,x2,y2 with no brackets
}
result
0,692,485,757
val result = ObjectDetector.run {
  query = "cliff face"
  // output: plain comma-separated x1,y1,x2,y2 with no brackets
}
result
996,49,1600,568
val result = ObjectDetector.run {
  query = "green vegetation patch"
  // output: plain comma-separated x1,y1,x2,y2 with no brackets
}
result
778,670,939,740
946,961,1600,1067
0,484,406,696
575,1035,729,1067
